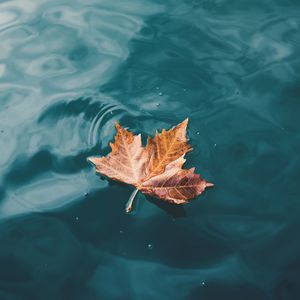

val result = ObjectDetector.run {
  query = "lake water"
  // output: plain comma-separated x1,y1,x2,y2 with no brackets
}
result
0,0,300,299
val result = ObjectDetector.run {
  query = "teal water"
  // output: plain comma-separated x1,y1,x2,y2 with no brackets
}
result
0,0,300,299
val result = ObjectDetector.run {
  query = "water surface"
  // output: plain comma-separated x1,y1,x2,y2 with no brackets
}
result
0,0,300,299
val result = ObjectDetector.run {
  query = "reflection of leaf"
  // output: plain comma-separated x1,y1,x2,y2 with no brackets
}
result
88,119,213,212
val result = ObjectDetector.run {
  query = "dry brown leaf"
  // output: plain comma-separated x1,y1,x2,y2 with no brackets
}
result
140,156,213,204
88,123,147,186
88,119,213,212
143,118,192,180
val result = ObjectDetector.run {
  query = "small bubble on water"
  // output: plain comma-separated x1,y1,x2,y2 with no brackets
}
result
119,230,124,234
196,131,200,135
147,243,153,250
214,143,217,147
84,192,89,197
156,86,160,90
156,103,160,107
110,111,113,115
75,216,79,221
183,88,187,92
201,281,206,286
158,92,163,96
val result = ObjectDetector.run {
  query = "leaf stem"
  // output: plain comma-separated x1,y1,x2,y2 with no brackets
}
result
126,188,139,213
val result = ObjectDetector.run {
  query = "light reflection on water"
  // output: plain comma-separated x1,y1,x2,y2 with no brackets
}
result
0,0,300,299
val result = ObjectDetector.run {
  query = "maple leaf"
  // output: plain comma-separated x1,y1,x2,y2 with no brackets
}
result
88,119,213,213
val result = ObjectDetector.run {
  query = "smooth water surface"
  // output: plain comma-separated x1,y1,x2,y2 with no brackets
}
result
0,0,300,299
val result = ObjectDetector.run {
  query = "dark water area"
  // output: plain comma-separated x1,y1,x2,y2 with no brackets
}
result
0,0,300,299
